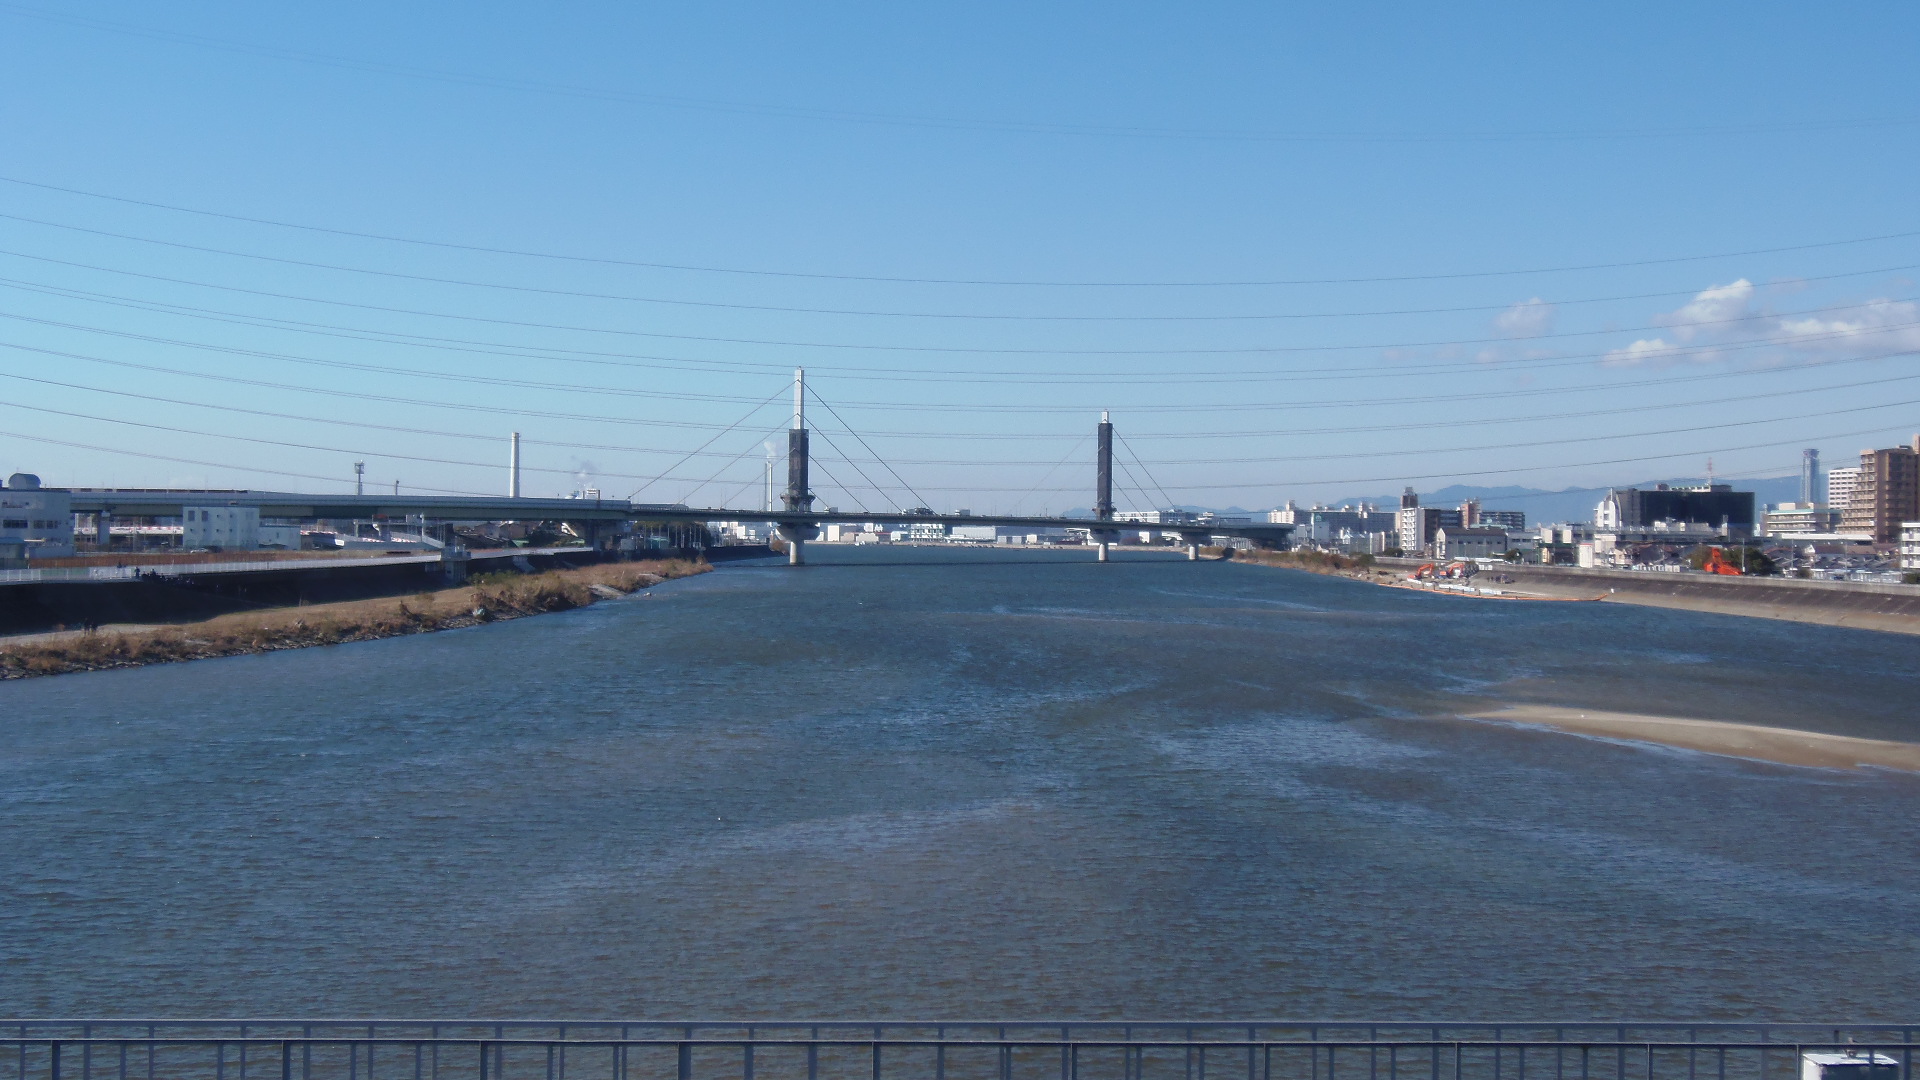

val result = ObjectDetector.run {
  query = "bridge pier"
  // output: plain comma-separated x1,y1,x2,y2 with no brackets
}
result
1096,539,1110,562
776,523,818,565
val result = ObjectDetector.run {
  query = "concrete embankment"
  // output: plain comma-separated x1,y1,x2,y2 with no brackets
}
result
0,559,710,680
1375,557,1920,636
0,545,768,635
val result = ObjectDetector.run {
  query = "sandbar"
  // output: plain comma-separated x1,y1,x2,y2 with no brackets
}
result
1463,705,1920,772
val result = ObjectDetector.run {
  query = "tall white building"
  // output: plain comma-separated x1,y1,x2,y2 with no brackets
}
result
1827,465,1861,517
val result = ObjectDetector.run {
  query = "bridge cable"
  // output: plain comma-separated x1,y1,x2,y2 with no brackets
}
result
674,422,792,507
805,454,871,515
627,392,785,499
804,426,885,513
1110,454,1152,514
1006,434,1090,516
1117,432,1179,511
806,386,933,509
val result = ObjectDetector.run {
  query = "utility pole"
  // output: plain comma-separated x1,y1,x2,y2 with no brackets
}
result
764,442,776,513
1095,411,1114,562
353,461,365,497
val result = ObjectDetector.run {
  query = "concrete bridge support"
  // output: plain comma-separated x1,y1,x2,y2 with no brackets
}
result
780,368,816,565
776,523,818,566
1094,412,1114,562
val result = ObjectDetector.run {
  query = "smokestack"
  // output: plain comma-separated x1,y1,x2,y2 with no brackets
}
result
509,432,522,498
1801,448,1818,505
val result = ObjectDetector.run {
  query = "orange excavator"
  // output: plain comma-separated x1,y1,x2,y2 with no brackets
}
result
1700,547,1745,575
1410,561,1474,580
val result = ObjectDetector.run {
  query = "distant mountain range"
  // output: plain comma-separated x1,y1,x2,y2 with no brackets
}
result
1086,475,1805,528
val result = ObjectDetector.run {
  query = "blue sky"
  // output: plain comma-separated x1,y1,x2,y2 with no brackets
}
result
1,3,1917,515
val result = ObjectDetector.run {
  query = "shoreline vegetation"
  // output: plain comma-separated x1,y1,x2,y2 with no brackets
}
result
1224,548,1387,580
1465,705,1920,772
0,559,708,681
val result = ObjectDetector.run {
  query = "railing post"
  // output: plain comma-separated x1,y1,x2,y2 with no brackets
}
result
52,1042,61,1080
282,1043,292,1080
872,1043,882,1080
480,1043,489,1080
677,1044,691,1080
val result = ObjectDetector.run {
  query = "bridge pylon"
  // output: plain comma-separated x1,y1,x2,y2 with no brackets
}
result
776,368,819,565
1094,411,1115,561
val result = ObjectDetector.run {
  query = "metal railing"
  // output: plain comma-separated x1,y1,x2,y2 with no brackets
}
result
2,1024,1912,1080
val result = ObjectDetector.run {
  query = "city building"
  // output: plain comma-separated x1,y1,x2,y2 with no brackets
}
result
1838,438,1920,544
1762,503,1842,536
1397,504,1461,554
0,472,75,559
1433,526,1512,560
1480,510,1526,530
1902,522,1920,571
1594,483,1755,536
1826,465,1861,518
183,505,261,549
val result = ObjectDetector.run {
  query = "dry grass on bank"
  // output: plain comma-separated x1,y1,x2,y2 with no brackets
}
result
1228,548,1386,577
0,559,707,680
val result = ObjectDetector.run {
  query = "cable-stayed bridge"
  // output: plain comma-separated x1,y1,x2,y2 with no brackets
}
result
59,372,1296,564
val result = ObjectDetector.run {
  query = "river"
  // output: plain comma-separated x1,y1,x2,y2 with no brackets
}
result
2,547,1916,1018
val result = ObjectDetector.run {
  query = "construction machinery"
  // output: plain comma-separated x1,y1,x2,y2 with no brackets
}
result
1700,546,1746,575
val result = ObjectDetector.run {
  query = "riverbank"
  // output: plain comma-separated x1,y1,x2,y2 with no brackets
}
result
1464,705,1920,772
1231,550,1920,636
0,559,707,680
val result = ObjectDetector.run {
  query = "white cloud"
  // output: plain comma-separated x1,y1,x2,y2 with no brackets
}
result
1599,279,1920,368
1658,279,1755,341
1602,337,1688,367
1773,298,1920,355
1494,297,1555,337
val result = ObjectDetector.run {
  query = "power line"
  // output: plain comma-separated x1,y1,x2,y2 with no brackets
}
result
13,297,1920,419
5,166,1920,285
12,297,1920,417
7,334,1918,441
15,361,1920,470
14,208,1920,325
6,245,1919,361
16,271,1920,394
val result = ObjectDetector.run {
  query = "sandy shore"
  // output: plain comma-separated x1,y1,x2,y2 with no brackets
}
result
1464,705,1920,772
